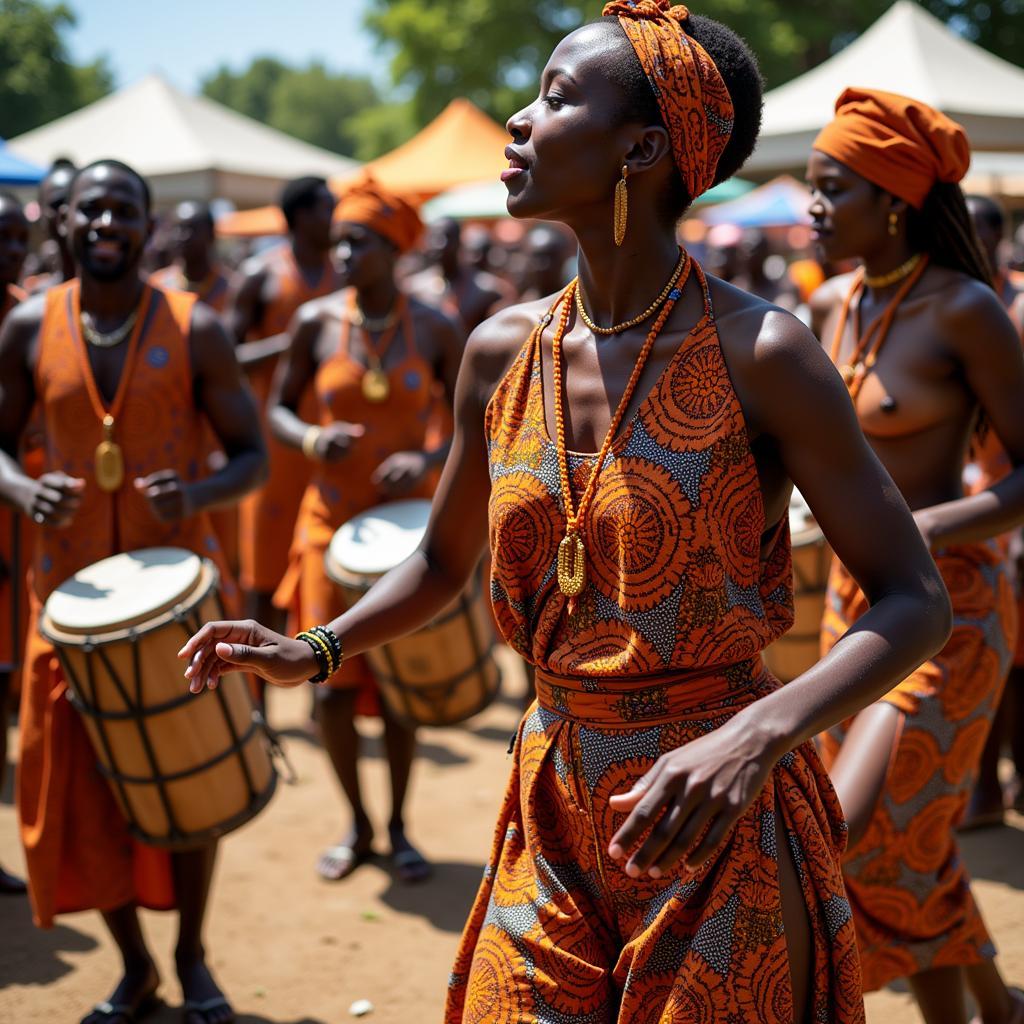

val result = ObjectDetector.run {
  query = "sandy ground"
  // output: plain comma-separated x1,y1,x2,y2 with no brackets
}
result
2,646,1023,1023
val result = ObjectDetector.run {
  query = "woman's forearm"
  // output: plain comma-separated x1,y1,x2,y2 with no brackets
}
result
269,405,316,450
236,333,290,368
736,584,952,759
918,467,1024,548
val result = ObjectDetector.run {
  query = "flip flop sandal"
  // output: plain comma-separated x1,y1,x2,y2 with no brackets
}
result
182,996,234,1024
391,848,432,884
316,844,372,881
86,991,161,1023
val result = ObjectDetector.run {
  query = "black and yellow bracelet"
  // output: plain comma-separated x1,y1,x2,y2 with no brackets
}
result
310,625,342,671
295,626,344,684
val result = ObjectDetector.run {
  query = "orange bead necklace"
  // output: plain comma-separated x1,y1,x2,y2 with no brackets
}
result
830,254,930,401
549,252,692,598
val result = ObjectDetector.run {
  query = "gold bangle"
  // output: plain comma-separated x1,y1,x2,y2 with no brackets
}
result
301,425,322,460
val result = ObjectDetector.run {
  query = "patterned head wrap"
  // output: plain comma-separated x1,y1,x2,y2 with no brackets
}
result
813,88,970,210
335,177,423,253
602,0,734,201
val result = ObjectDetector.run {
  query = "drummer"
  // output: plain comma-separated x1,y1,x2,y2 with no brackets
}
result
269,177,462,883
0,159,265,1024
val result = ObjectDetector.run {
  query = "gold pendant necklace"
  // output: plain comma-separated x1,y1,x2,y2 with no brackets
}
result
550,255,691,599
95,414,125,492
362,366,390,403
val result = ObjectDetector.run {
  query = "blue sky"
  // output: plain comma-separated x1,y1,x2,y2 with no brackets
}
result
66,0,385,94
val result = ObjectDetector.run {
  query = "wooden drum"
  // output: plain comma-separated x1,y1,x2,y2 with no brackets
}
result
763,490,833,683
325,499,500,727
40,548,276,849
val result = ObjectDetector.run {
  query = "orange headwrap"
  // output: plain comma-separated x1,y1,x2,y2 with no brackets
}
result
335,177,423,253
602,1,734,202
813,88,970,210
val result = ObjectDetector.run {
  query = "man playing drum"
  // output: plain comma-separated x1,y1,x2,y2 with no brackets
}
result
0,159,266,1024
270,178,462,883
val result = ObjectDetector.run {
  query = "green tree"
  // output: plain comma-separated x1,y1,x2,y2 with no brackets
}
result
0,0,114,138
362,0,1023,124
200,60,387,158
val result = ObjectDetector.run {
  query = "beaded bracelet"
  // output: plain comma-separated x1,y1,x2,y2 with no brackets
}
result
295,626,343,684
310,625,342,671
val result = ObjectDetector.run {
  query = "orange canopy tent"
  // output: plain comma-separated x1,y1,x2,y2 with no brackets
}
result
217,98,509,239
336,98,509,201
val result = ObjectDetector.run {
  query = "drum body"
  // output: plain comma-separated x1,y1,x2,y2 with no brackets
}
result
325,500,500,727
763,491,833,683
40,548,275,849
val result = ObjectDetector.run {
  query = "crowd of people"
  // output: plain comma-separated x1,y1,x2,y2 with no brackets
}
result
3,2,1024,1023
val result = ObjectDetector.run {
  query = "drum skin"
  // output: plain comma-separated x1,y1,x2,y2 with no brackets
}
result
324,502,500,728
763,524,833,683
41,558,275,849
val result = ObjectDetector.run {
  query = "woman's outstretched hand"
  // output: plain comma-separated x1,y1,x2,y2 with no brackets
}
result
178,619,318,693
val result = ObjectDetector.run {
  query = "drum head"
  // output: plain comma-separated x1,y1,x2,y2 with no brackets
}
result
788,488,824,547
327,499,431,579
44,547,203,635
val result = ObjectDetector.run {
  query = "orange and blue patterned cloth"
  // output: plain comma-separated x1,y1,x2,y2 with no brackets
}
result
447,264,865,1022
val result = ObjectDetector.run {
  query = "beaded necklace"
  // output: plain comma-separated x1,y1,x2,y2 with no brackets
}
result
549,252,692,600
830,255,930,401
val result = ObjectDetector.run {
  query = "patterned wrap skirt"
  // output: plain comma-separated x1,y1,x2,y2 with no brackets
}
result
819,544,1016,991
446,659,865,1023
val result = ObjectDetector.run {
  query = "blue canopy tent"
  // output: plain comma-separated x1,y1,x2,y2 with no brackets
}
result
0,140,44,186
700,175,812,228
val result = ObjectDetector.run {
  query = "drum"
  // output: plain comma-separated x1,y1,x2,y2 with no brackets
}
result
40,548,276,849
762,490,833,683
325,499,500,727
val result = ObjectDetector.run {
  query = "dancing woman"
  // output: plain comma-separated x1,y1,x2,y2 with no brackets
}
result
808,89,1024,1024
269,180,462,883
183,6,951,1020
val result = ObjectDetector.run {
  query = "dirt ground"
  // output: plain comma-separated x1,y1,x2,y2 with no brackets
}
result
2,646,1023,1023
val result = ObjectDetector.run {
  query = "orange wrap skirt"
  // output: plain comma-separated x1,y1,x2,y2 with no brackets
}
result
18,620,175,928
819,544,1016,991
446,660,864,1023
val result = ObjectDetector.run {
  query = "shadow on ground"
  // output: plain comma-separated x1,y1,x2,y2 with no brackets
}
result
0,896,98,989
377,859,484,934
961,817,1024,890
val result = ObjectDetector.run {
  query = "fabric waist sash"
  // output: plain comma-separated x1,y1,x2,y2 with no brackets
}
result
534,657,773,728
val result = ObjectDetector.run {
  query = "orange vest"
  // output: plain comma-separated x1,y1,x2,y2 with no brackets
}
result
19,279,236,927
237,246,340,594
149,264,233,314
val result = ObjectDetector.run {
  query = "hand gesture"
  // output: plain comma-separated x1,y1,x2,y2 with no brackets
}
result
179,619,318,693
134,470,194,522
316,422,365,463
371,450,429,496
24,472,85,528
607,718,777,879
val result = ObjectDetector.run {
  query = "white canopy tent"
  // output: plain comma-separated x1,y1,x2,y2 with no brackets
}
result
8,75,359,208
748,1,1024,176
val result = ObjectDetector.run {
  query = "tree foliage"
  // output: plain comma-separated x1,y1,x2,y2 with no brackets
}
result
0,0,113,139
200,59,385,159
363,0,1024,125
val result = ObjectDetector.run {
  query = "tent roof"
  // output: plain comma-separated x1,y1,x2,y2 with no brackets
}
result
0,140,44,185
749,2,1024,174
333,98,508,199
700,176,812,227
8,75,358,185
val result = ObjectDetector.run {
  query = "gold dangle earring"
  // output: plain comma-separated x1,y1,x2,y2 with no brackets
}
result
613,164,629,247
888,211,899,237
